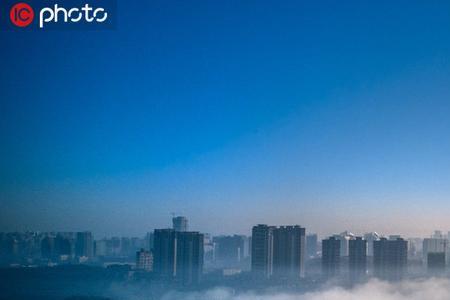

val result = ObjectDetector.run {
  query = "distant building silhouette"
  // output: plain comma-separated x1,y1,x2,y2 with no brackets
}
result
251,224,274,278
41,236,55,260
427,252,445,274
349,237,367,279
176,232,204,285
153,229,203,284
272,226,306,278
172,216,188,232
55,234,73,259
373,237,407,280
136,248,153,272
153,229,177,277
322,237,340,277
251,224,306,279
423,238,447,264
306,234,318,258
75,232,93,258
213,235,246,267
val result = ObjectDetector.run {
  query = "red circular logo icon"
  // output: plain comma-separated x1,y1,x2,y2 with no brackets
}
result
10,3,34,27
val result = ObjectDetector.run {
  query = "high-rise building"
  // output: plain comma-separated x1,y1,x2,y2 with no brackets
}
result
251,224,306,279
306,234,318,258
41,236,55,260
109,237,121,256
373,237,407,280
55,234,73,259
175,232,204,285
423,238,447,264
251,225,274,278
172,216,188,232
153,229,177,277
136,248,153,272
322,237,340,277
75,232,93,258
349,237,367,278
427,252,445,274
94,239,108,257
153,229,203,284
272,226,306,278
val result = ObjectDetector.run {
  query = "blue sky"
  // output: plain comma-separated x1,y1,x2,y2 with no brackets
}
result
1,0,450,237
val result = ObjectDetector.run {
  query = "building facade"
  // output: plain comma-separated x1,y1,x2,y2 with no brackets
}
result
251,224,274,278
75,232,93,258
373,237,408,280
153,229,203,284
306,234,318,259
322,237,341,277
272,226,306,278
136,248,153,271
349,237,367,279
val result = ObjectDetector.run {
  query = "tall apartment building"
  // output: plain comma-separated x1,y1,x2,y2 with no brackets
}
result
423,238,447,264
251,224,274,278
251,224,306,278
153,229,177,277
153,229,203,284
176,232,204,285
349,237,367,278
373,237,408,280
306,234,318,258
272,226,306,278
75,232,93,258
322,237,341,277
427,252,445,274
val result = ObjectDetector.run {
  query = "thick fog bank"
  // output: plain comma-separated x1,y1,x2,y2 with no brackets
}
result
159,278,450,300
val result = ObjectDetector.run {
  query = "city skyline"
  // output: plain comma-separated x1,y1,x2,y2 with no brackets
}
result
4,218,450,298
3,221,450,275
4,222,450,241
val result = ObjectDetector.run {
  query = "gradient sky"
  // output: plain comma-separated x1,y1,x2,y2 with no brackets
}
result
2,0,450,238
